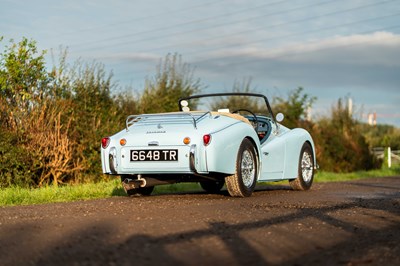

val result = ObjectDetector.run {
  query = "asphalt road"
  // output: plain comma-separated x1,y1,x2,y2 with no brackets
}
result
1,177,399,266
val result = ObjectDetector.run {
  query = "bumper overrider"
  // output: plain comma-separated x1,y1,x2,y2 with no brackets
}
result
189,144,197,172
109,147,117,174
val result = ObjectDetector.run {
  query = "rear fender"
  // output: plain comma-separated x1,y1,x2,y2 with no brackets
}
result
101,138,119,174
205,122,260,174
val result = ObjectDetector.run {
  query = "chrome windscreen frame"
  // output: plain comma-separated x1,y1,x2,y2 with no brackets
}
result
178,92,278,130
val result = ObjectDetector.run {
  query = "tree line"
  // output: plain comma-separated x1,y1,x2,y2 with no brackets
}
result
0,38,397,188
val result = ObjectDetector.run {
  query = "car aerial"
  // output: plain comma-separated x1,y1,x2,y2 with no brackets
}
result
101,92,317,197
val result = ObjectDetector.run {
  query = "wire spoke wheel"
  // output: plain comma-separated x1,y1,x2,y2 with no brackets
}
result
241,150,255,188
301,151,313,183
289,142,314,191
225,138,258,197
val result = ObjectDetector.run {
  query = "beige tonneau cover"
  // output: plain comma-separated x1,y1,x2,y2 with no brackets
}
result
211,111,251,125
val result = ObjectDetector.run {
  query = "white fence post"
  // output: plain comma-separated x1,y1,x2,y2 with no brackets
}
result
388,147,392,168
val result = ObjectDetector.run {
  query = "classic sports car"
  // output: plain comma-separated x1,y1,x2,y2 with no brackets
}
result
101,92,317,197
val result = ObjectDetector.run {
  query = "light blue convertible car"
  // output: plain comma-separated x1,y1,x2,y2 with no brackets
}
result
101,92,317,197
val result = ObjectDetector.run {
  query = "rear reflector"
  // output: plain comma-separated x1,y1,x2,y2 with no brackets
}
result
203,134,211,146
101,137,110,149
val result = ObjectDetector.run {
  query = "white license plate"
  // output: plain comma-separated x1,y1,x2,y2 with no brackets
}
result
130,149,178,162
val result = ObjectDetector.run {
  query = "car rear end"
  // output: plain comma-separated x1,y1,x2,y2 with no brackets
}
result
101,112,210,176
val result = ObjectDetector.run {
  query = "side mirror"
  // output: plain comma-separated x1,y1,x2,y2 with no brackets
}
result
276,113,284,122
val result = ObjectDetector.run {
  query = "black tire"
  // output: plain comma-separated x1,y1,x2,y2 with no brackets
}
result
289,142,314,191
200,180,224,193
225,138,258,197
126,186,154,196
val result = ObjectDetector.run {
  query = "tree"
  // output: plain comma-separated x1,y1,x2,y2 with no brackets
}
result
0,38,86,186
139,53,203,113
272,87,316,129
0,37,52,131
207,78,267,114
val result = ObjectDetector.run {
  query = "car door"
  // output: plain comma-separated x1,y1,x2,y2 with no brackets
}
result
259,127,286,181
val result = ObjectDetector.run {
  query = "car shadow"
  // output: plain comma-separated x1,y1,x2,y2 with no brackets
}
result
2,195,398,265
111,182,293,198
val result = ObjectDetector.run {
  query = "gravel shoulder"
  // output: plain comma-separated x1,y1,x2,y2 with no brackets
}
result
1,177,399,265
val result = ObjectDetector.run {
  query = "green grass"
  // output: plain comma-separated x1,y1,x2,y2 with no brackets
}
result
0,178,203,207
315,166,400,182
1,166,399,207
0,178,123,206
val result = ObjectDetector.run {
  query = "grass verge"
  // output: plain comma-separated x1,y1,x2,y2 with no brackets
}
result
1,166,399,207
316,166,400,182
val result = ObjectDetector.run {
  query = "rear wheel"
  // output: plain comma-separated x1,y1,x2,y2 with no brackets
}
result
289,142,314,190
225,138,258,197
200,180,224,193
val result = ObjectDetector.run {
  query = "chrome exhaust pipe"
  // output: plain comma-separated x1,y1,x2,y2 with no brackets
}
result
122,175,175,190
122,177,144,191
141,177,175,187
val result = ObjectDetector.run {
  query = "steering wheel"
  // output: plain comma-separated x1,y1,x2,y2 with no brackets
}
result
232,109,259,132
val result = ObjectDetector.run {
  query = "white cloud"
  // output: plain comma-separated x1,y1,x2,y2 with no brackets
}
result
194,32,400,90
99,52,160,64
202,31,400,66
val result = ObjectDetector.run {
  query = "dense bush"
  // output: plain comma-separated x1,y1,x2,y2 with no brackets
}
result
0,38,124,186
311,100,381,172
0,39,204,187
360,123,400,150
272,87,316,129
0,128,35,188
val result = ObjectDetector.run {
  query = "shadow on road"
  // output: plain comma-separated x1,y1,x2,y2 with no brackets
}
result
1,190,399,265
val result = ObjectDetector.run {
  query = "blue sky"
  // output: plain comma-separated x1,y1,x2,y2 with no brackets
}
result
1,0,400,126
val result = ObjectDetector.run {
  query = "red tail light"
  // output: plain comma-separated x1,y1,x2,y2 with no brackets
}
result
203,134,212,146
101,137,110,149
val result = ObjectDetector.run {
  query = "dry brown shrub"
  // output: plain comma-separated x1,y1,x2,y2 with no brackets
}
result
25,100,85,186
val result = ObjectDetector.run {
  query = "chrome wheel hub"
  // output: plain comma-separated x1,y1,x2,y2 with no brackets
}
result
241,150,255,187
301,151,313,182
